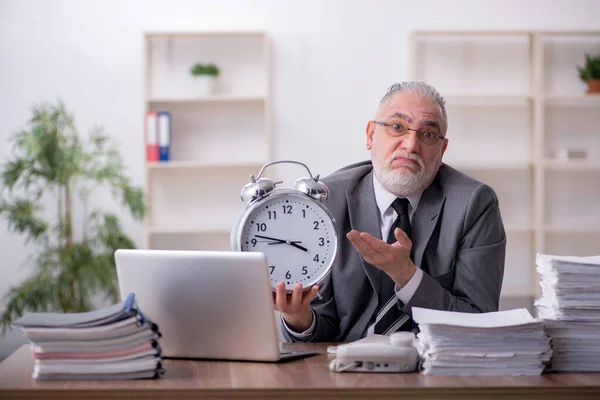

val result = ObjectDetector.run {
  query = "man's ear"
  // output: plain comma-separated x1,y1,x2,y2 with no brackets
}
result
366,121,374,150
440,138,449,164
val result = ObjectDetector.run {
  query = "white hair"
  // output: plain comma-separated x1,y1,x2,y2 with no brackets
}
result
379,81,447,131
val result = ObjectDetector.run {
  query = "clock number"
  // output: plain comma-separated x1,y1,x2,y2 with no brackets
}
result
319,237,325,246
268,211,277,220
269,265,275,275
302,266,308,275
251,238,257,247
285,270,291,279
302,209,306,218
313,254,319,262
282,205,292,214
256,223,267,232
313,221,319,230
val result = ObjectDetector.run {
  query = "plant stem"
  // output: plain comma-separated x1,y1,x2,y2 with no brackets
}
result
65,179,76,312
65,180,72,248
59,290,67,313
58,183,67,312
58,186,63,249
70,279,76,313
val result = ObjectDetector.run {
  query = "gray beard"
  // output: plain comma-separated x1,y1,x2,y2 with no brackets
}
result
374,151,441,197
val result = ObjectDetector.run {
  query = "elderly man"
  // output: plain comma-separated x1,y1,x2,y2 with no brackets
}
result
275,81,506,342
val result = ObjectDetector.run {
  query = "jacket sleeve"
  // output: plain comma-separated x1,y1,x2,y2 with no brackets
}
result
403,183,506,315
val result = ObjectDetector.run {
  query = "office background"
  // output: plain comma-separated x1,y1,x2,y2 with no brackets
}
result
1,0,599,359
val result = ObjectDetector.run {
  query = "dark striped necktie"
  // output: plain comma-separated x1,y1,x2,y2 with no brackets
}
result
373,198,412,335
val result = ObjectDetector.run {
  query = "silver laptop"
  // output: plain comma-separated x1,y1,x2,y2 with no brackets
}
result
114,249,319,362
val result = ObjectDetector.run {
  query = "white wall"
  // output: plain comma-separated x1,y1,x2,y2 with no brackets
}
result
0,0,597,358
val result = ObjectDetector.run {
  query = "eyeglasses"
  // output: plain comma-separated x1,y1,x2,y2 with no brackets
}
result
372,120,446,146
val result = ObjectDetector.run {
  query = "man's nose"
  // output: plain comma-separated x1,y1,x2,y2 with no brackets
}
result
399,130,420,153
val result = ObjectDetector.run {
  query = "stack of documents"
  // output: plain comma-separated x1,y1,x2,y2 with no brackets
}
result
412,307,551,375
13,293,164,380
535,253,600,371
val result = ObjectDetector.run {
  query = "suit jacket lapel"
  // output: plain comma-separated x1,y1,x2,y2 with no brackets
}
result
411,177,446,269
346,172,383,296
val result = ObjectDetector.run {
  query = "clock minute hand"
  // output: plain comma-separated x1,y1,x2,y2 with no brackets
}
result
255,234,286,244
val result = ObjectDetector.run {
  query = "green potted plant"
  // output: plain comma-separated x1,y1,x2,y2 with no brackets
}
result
189,62,220,96
0,101,146,334
577,53,600,94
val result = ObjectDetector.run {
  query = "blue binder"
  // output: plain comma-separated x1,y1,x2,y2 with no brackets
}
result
158,111,171,162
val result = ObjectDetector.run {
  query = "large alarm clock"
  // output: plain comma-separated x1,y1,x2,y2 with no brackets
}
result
230,160,339,293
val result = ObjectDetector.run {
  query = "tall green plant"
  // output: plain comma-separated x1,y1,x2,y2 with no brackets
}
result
0,101,146,334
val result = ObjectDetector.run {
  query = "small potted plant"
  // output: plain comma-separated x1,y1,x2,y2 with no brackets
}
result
577,53,600,94
189,63,220,96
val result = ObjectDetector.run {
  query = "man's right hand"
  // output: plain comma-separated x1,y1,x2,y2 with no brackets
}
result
273,282,319,333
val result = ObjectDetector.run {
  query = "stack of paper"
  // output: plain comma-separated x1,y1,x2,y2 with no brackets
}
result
535,253,600,371
412,307,551,375
13,293,164,380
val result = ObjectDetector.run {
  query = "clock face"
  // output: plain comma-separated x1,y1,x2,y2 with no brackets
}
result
239,192,337,291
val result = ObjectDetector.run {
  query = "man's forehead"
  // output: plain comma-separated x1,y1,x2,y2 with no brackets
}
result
379,92,443,121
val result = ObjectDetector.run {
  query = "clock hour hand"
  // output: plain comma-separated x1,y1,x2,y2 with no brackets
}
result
289,241,308,252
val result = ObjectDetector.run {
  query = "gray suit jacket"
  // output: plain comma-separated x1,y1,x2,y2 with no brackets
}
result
283,161,506,342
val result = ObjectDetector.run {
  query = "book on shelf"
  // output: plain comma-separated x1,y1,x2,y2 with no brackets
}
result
12,293,164,381
145,111,158,162
158,111,171,162
145,110,170,162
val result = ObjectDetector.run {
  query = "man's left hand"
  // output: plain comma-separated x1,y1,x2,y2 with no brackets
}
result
346,228,417,288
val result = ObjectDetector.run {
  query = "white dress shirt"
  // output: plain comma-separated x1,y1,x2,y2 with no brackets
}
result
283,174,424,338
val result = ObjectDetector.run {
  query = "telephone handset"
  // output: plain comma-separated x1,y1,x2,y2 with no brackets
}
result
329,332,419,373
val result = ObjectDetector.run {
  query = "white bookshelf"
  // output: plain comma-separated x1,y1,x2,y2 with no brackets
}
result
539,31,600,295
143,31,272,251
411,30,600,305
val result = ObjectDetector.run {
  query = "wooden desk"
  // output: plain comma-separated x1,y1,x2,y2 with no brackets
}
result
1,343,600,399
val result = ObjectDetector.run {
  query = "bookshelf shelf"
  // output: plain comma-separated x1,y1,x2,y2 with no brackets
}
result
150,227,231,235
147,160,266,171
148,95,266,104
544,94,600,107
544,160,600,171
411,29,600,304
453,162,533,171
443,95,532,107
148,229,233,252
505,224,534,233
544,225,600,234
145,31,266,39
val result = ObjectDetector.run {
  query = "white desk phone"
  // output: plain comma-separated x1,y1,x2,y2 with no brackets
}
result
328,332,419,373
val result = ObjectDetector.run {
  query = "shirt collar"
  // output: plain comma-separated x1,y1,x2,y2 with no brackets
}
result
372,173,423,216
